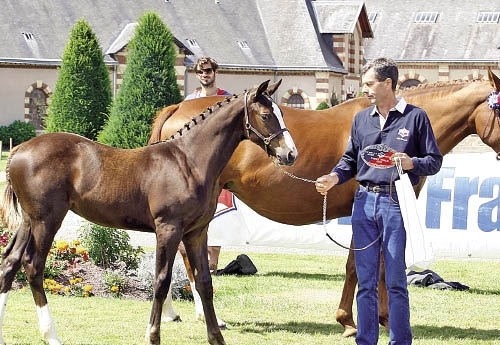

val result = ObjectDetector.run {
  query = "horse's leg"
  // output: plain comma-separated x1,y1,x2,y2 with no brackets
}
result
378,254,389,331
336,245,389,337
161,281,181,322
0,223,32,345
335,244,358,337
24,219,62,345
182,232,225,345
178,241,203,320
146,224,182,345
160,243,185,323
177,237,226,328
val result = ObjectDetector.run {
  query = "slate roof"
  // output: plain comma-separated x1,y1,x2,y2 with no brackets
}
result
363,0,500,62
1,0,370,73
1,0,498,71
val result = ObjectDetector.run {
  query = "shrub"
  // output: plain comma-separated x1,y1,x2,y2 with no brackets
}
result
98,11,182,148
103,270,126,298
0,121,36,147
45,19,112,140
134,251,192,301
78,222,144,269
316,101,329,110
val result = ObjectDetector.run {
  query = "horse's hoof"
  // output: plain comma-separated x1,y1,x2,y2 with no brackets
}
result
379,318,389,332
218,320,227,330
161,314,181,323
342,326,357,338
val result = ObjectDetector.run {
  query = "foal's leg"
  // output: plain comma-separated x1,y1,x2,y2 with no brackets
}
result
0,224,31,345
175,239,226,328
182,232,225,345
160,242,187,323
24,219,63,345
161,282,181,322
146,224,183,345
160,242,183,323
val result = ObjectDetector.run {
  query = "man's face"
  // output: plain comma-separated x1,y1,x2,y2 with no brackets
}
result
195,63,216,87
361,68,392,105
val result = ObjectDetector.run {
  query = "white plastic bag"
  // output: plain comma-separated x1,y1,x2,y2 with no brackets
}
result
395,159,434,272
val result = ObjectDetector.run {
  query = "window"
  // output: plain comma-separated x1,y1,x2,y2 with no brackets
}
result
186,38,199,47
476,12,500,23
287,94,304,109
399,79,421,90
27,89,47,131
367,12,377,23
22,32,35,40
414,12,439,23
237,40,250,49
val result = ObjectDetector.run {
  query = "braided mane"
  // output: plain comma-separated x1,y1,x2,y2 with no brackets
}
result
151,94,237,144
397,79,485,98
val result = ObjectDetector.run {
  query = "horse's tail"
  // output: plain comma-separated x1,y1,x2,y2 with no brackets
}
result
0,146,23,232
148,103,181,145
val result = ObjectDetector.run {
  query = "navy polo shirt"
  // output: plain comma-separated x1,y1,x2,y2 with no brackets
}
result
332,98,443,186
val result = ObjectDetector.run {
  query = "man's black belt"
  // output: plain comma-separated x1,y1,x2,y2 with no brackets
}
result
360,182,394,194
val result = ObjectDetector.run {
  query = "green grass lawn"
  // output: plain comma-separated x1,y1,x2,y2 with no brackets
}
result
1,251,499,345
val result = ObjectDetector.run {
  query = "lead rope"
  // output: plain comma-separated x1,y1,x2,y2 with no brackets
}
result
272,159,382,251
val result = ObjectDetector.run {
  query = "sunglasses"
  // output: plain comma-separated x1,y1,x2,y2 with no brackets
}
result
196,68,214,75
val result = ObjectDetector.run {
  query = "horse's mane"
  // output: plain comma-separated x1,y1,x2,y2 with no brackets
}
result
397,79,485,98
150,95,237,144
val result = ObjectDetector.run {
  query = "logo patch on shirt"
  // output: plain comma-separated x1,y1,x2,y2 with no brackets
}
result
360,144,396,169
397,127,410,141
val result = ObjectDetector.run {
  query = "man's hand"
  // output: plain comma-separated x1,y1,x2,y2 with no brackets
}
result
315,173,339,195
392,152,414,170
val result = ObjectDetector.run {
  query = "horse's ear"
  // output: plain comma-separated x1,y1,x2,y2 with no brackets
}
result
266,79,282,96
488,67,500,91
255,80,270,98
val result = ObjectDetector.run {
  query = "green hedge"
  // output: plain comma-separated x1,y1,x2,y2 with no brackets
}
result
0,121,36,147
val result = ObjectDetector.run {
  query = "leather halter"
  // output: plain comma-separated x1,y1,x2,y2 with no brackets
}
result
243,90,289,152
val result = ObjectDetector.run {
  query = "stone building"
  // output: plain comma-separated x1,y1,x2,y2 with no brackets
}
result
1,0,499,152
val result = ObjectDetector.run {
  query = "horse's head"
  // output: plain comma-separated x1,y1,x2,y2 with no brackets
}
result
486,67,500,159
243,80,298,166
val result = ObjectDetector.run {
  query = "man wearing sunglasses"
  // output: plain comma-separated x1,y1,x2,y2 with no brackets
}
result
185,57,231,100
185,57,232,274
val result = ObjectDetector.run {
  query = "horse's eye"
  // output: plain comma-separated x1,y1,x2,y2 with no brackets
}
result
260,113,270,121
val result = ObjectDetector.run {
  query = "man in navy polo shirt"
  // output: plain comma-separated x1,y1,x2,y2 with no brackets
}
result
315,57,442,345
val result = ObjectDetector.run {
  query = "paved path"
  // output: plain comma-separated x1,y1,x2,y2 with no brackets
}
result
0,169,157,248
57,211,157,248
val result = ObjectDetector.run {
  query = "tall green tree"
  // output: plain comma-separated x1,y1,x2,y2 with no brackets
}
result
45,19,112,140
98,12,182,148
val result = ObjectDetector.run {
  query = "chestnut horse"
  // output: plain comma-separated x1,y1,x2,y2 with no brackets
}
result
150,68,500,337
0,80,297,345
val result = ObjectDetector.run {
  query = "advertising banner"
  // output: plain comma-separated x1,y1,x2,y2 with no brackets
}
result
208,152,500,260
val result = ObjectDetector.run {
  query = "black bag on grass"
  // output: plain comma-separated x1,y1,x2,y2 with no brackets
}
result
217,254,257,275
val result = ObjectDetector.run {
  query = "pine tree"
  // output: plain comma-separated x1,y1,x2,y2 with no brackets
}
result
98,12,182,148
45,19,112,140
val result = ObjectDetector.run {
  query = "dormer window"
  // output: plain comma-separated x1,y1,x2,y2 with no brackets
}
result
414,12,439,23
476,12,500,23
22,32,35,40
186,38,199,47
237,40,249,49
367,12,377,23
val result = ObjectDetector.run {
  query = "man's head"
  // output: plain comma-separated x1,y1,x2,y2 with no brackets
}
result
362,57,398,91
193,57,220,88
361,57,399,105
